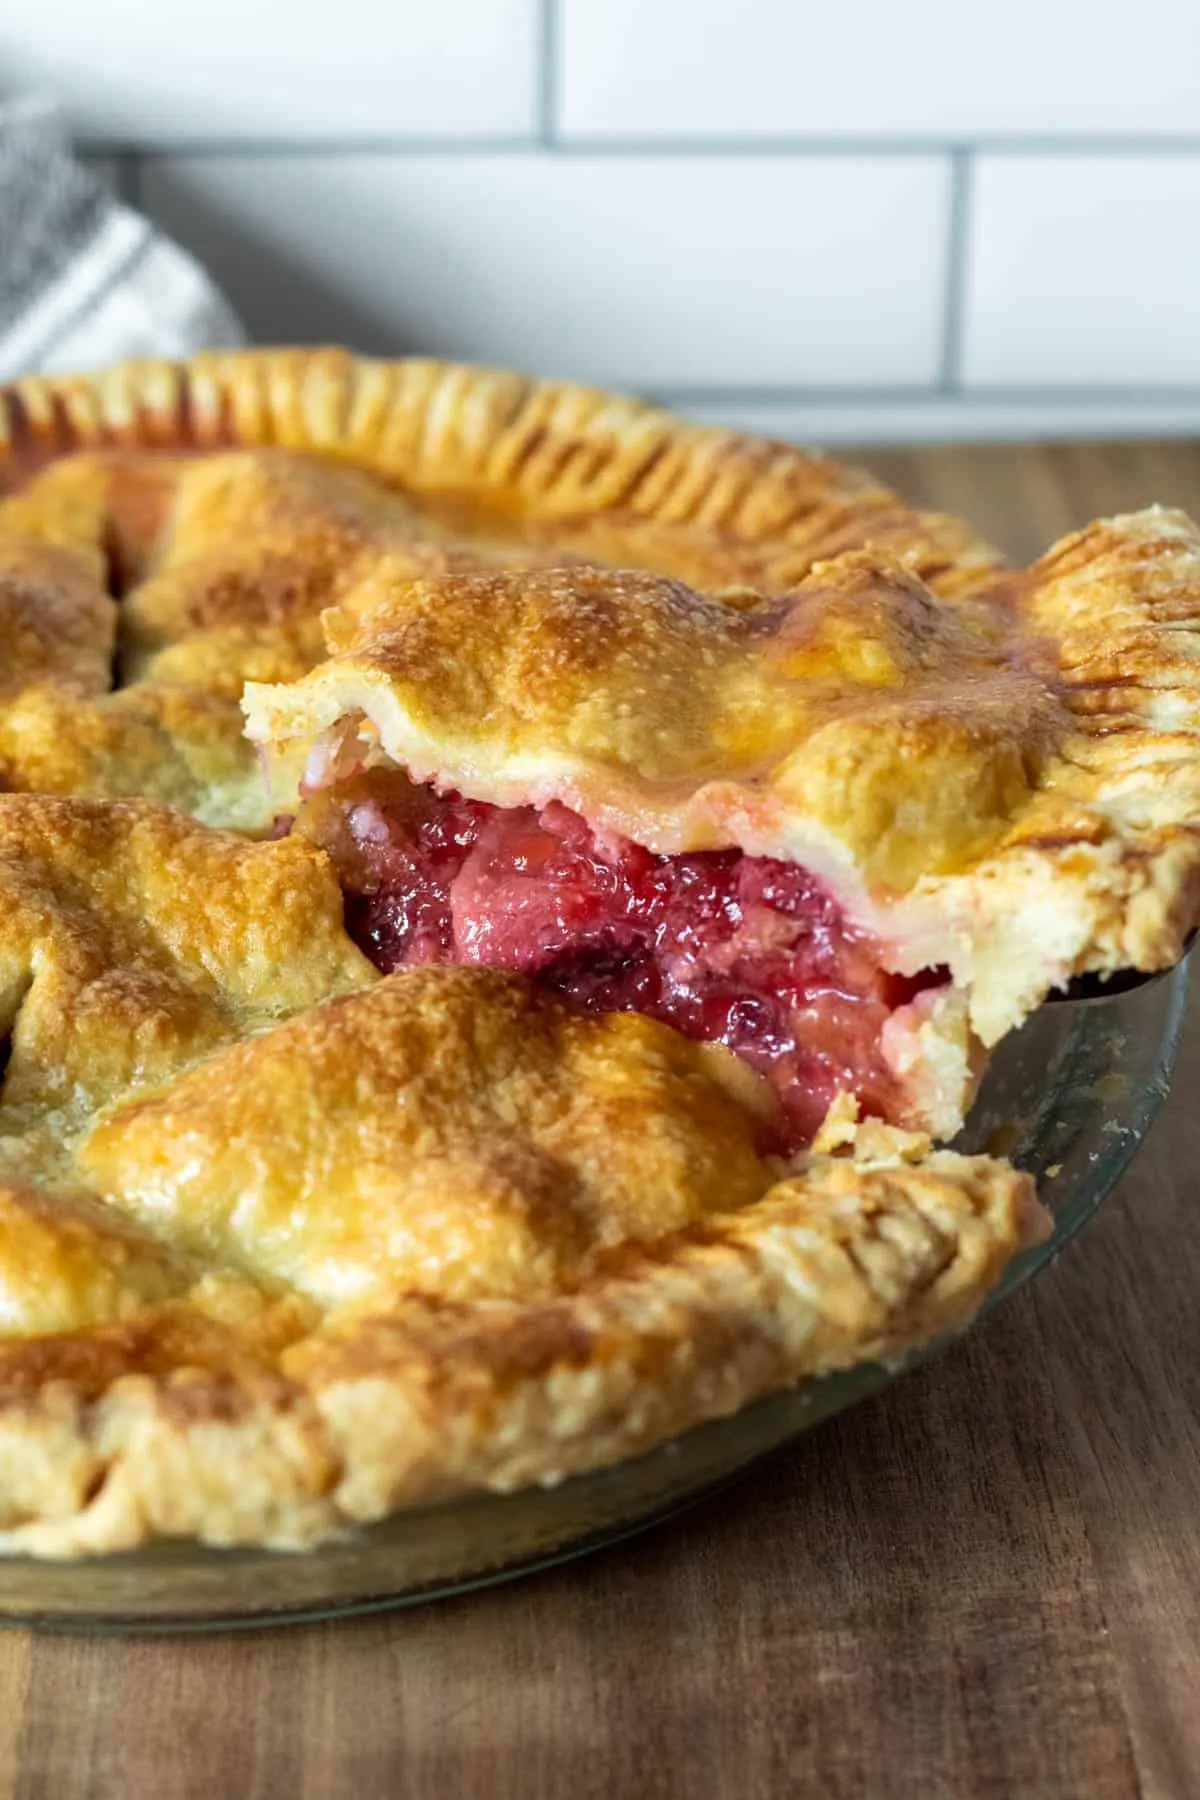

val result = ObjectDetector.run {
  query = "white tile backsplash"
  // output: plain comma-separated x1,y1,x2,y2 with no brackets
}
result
0,0,536,142
10,1,1200,438
142,154,949,388
964,158,1200,388
559,0,1200,140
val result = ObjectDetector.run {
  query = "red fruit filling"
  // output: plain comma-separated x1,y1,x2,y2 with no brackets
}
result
306,775,944,1150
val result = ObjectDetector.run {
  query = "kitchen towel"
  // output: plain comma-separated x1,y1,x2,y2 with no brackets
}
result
0,95,242,381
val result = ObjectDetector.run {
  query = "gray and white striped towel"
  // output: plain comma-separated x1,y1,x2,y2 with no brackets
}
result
0,96,242,381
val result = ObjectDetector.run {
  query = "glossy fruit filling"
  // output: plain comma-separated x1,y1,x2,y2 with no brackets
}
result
300,772,943,1149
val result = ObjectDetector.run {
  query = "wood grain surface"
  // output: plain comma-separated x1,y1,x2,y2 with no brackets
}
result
4,441,1200,1800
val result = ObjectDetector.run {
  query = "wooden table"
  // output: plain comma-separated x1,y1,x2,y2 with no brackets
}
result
4,441,1200,1800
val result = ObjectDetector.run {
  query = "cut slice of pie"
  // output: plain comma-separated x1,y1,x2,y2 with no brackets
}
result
245,505,1200,1154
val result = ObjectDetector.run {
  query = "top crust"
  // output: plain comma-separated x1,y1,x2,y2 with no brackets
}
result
0,827,1041,1558
0,349,1003,600
245,508,1200,1044
0,349,1000,835
0,348,1187,1557
245,554,1059,885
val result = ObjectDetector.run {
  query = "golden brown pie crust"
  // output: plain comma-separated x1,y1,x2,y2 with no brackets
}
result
245,508,1200,1047
0,348,1192,1556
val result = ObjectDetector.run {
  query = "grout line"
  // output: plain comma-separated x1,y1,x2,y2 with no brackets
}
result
939,149,972,392
536,0,559,147
550,133,1200,157
652,385,944,405
926,385,1200,402
546,135,1002,158
648,384,1200,406
93,135,544,160
74,132,1200,160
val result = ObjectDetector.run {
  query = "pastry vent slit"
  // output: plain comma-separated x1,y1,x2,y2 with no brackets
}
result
103,520,136,690
0,390,36,493
101,519,131,609
0,968,33,1101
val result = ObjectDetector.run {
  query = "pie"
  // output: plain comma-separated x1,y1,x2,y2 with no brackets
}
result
0,349,1196,1558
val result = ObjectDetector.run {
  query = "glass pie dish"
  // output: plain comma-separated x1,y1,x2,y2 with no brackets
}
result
0,965,1185,1633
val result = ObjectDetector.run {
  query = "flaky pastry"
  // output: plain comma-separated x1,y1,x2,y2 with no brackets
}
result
0,349,1191,1556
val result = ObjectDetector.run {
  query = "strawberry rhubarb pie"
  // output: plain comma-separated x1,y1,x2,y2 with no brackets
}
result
0,349,1195,1557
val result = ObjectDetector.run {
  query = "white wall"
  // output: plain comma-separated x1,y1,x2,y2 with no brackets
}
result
5,0,1200,443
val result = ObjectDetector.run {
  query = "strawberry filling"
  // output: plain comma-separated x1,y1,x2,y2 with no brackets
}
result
302,774,944,1150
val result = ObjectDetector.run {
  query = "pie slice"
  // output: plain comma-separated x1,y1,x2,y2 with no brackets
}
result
245,504,1200,1154
0,349,1195,1558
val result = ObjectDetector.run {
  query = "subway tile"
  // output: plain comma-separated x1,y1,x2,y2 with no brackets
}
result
963,157,1200,387
141,153,949,388
559,0,1200,140
0,0,535,142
